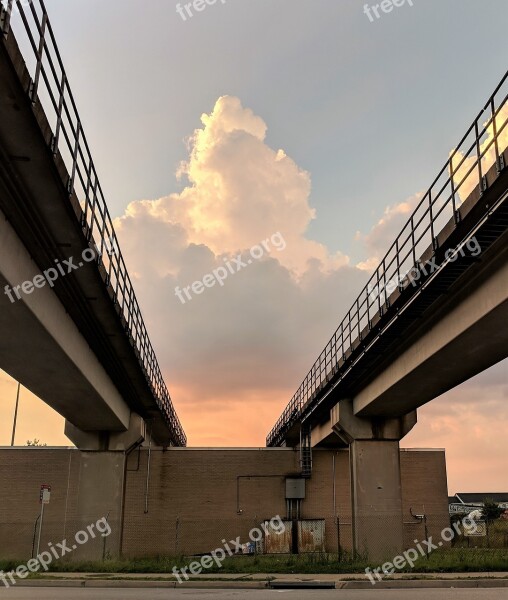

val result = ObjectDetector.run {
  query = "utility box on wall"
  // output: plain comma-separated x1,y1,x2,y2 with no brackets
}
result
286,478,305,499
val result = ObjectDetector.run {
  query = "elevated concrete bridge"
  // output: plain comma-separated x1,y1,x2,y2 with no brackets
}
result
267,71,508,559
0,1,186,449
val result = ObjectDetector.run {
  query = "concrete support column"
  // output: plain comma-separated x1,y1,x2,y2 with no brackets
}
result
61,413,149,559
332,400,417,561
72,451,126,560
349,439,404,561
64,412,147,451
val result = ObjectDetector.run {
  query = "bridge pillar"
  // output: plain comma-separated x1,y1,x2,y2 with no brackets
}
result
59,412,150,559
70,450,126,560
332,400,417,562
64,412,147,451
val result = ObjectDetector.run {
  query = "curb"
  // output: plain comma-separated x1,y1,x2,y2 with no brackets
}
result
15,580,267,589
336,579,508,590
12,578,508,590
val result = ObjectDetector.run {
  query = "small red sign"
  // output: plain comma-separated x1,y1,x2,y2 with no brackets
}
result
39,484,51,504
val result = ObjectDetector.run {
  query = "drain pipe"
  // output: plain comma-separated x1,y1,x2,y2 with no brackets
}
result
333,452,341,560
31,514,41,559
102,511,110,560
144,421,153,514
410,507,428,557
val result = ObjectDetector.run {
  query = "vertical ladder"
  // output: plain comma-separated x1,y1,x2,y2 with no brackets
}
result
300,423,312,479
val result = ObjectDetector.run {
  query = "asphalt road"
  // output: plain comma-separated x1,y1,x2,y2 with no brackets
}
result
1,589,508,599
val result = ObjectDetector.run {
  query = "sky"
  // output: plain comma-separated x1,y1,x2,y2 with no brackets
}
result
1,0,507,494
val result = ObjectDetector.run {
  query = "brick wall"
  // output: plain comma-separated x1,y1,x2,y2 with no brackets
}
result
122,447,299,557
400,448,450,548
121,447,447,558
0,446,449,559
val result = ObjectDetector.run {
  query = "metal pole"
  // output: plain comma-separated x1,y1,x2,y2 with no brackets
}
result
144,421,153,514
102,511,110,561
11,382,20,446
31,514,41,559
36,501,45,558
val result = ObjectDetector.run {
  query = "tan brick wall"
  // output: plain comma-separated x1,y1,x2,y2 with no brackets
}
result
0,448,123,560
400,449,450,548
298,450,352,553
122,447,299,557
0,446,449,559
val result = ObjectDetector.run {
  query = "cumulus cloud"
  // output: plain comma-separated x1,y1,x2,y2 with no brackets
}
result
121,96,348,277
103,95,368,444
355,193,422,271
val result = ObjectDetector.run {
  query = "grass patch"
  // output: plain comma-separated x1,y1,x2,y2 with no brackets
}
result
1,548,507,576
409,548,508,572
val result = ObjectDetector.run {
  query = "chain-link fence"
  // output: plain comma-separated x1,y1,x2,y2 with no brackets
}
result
451,517,508,549
0,515,120,562
1,513,507,573
119,513,446,560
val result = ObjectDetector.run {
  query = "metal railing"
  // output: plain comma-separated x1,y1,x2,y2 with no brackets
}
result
267,70,508,447
1,0,186,446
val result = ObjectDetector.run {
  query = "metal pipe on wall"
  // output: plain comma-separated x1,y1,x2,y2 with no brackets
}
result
144,421,153,514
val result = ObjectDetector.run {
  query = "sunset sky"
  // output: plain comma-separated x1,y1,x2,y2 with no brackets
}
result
1,0,507,495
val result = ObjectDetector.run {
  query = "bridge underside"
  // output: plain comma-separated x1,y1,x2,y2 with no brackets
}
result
0,12,179,446
353,231,508,418
310,226,508,447
0,208,131,434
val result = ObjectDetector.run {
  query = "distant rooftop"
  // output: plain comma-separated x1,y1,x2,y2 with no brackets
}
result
450,493,508,505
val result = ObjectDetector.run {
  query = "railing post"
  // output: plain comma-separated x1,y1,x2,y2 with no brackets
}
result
51,72,66,155
410,215,416,269
29,10,48,103
428,190,438,250
81,158,93,233
376,267,382,316
88,178,98,241
490,98,505,173
382,258,389,309
449,155,460,224
395,238,402,292
474,119,487,194
356,297,361,341
366,286,371,330
67,121,81,194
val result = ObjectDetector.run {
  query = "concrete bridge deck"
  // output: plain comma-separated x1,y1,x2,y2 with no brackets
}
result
0,3,185,446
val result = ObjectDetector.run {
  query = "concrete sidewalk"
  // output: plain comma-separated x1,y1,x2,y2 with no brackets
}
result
10,571,508,590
